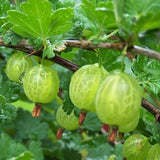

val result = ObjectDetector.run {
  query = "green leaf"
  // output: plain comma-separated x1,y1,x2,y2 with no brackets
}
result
62,91,74,114
3,30,22,45
53,64,73,91
28,38,43,50
0,0,11,17
9,152,34,160
62,148,81,160
73,49,121,72
15,109,49,140
47,8,73,37
132,55,148,75
82,113,102,132
112,0,124,25
80,135,113,160
118,0,160,34
0,133,27,159
145,121,160,144
7,0,73,39
123,0,160,16
0,94,6,103
29,141,44,160
0,103,17,123
81,0,117,38
113,144,124,160
0,80,20,103
43,45,55,58
136,13,160,33
132,55,160,100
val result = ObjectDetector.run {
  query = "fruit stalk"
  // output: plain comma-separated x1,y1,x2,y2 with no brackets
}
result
107,127,118,144
79,111,87,126
32,103,41,117
56,127,64,139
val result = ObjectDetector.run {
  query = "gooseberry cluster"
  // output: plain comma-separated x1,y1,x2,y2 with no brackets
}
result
6,52,143,140
6,52,60,104
69,63,143,136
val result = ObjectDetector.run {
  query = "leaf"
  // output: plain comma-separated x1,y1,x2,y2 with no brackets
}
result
113,144,124,160
29,141,44,160
136,13,160,33
0,80,20,103
9,152,34,160
7,0,73,39
118,0,160,34
62,148,81,160
53,64,73,90
132,55,160,100
132,55,148,75
47,8,73,37
145,121,160,144
15,109,49,140
0,133,27,159
3,30,22,45
0,94,6,103
43,45,55,58
0,103,17,123
28,37,43,50
139,30,159,49
73,49,121,72
82,0,117,30
11,99,34,112
62,91,74,114
0,0,11,17
112,0,124,24
82,113,102,132
80,135,113,160
123,0,160,16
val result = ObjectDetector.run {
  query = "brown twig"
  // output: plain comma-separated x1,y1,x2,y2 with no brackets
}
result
142,98,160,122
65,40,160,60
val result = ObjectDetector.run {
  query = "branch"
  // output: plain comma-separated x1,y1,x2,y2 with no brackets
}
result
1,38,160,118
1,38,160,60
0,38,78,72
65,40,160,60
142,98,160,122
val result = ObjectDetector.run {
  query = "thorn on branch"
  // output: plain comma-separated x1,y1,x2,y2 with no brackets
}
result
25,47,43,58
32,103,41,117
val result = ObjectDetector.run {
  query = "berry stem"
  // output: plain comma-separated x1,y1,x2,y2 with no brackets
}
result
56,127,64,139
119,132,125,140
32,103,41,117
79,111,87,126
107,126,118,144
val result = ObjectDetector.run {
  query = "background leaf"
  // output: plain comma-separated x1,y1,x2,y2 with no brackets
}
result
7,0,73,39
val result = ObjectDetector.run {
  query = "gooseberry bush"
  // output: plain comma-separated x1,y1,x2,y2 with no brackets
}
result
0,0,160,159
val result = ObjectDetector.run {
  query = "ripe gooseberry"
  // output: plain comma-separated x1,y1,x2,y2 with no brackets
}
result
5,52,33,83
23,65,59,103
56,106,79,130
123,134,151,160
95,71,142,127
69,63,109,112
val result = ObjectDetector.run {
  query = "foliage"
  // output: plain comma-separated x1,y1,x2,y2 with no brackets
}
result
0,0,160,159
